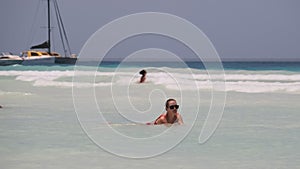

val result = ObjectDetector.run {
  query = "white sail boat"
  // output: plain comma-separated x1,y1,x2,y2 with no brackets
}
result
21,0,76,65
0,52,23,66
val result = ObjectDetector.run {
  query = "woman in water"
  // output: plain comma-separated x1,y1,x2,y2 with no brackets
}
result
154,98,183,125
139,69,147,83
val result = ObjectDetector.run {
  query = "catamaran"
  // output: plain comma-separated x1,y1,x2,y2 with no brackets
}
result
20,50,55,65
22,0,77,65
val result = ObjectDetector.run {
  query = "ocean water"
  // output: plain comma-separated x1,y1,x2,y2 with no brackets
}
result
0,62,299,169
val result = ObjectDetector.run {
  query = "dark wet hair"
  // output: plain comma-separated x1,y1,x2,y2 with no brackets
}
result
139,69,147,75
165,98,176,108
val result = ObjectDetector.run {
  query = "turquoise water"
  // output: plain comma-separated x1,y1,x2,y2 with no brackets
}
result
0,62,299,168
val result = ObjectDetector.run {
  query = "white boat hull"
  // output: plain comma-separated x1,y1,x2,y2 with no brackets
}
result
21,56,55,65
0,52,23,66
0,59,23,66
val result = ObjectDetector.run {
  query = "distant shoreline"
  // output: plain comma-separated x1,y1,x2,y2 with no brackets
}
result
78,58,300,62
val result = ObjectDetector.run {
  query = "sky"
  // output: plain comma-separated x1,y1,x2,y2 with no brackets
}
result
0,0,299,61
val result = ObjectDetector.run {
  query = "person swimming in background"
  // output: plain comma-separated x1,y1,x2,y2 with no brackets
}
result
139,69,147,83
154,98,183,125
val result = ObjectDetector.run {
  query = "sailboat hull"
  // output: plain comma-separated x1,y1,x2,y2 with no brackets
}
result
0,59,23,66
22,56,55,65
55,57,77,64
0,53,23,66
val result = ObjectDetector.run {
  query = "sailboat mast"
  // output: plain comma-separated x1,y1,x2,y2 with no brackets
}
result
47,0,51,53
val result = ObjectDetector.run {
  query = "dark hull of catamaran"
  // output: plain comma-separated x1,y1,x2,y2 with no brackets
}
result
55,57,77,65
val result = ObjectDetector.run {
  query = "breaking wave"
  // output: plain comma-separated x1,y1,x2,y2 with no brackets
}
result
0,68,300,94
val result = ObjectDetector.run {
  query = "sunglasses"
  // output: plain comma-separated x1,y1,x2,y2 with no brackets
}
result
168,105,179,110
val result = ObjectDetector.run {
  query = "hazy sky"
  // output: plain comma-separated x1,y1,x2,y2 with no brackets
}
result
0,0,299,61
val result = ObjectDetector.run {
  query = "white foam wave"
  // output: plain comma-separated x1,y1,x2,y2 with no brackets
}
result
224,81,300,93
149,71,300,93
1,70,300,94
33,80,112,88
0,90,33,96
192,73,300,82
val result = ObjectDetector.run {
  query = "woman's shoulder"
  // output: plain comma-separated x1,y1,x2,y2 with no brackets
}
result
154,113,167,124
160,113,167,118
